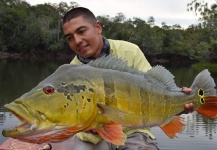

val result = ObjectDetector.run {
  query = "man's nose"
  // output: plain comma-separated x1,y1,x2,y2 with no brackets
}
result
74,35,82,45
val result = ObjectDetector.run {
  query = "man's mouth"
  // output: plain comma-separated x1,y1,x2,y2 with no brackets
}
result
79,45,89,54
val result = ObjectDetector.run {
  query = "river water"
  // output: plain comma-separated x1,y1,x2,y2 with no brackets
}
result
0,58,217,149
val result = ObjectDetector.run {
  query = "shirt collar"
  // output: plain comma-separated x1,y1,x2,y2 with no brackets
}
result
77,36,110,64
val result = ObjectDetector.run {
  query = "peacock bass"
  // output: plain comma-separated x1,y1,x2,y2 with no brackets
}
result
2,55,217,145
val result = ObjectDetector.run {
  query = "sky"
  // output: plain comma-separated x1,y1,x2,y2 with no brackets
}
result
26,0,216,28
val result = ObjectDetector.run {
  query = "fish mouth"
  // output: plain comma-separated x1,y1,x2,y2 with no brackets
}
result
2,101,54,138
2,101,78,143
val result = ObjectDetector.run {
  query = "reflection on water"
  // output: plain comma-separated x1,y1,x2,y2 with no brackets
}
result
0,111,18,144
151,113,217,150
0,59,217,149
183,113,217,140
0,107,6,124
0,59,67,105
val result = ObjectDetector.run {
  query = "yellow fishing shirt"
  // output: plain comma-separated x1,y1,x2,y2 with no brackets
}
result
70,39,155,144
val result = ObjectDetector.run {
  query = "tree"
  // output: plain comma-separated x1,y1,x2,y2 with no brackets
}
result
187,0,217,62
147,16,155,27
0,0,30,52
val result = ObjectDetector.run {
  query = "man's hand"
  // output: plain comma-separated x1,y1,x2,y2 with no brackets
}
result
177,87,194,115
184,103,194,114
176,103,194,115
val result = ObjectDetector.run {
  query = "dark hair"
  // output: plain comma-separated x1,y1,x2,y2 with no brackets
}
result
63,7,97,25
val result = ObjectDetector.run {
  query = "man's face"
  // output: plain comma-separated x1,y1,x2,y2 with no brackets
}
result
63,16,103,58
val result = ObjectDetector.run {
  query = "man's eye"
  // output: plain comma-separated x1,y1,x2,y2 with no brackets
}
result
66,36,72,41
78,29,85,34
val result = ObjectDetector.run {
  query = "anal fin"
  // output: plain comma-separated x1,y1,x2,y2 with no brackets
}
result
160,116,185,138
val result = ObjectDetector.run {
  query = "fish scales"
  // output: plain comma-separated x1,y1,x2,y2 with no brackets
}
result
102,71,144,114
99,69,150,126
92,66,178,126
67,64,168,126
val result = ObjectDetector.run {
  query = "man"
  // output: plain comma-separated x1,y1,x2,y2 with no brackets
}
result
62,7,193,150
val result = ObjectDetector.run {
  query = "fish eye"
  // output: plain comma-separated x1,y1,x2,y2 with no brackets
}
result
43,86,55,94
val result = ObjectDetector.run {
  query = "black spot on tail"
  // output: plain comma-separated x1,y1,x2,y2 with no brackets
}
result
198,89,204,96
200,98,205,104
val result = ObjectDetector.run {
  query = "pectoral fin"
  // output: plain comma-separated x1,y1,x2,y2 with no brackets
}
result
160,116,185,138
96,123,126,145
97,103,143,127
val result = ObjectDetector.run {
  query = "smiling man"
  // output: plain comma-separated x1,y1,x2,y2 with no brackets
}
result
63,8,152,73
63,13,103,59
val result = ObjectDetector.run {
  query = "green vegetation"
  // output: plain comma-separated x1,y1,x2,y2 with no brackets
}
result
192,63,217,73
0,0,216,62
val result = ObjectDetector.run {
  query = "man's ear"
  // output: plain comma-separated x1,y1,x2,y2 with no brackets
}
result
95,20,102,34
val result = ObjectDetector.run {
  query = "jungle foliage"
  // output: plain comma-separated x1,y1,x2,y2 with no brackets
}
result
0,0,216,62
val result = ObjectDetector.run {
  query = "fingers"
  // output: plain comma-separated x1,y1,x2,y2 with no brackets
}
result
184,103,194,113
182,87,192,94
39,143,52,150
176,103,194,115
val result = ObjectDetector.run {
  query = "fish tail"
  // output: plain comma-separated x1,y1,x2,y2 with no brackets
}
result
190,69,217,118
196,96,217,118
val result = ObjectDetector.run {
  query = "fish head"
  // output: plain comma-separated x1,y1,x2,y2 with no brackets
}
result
2,64,98,143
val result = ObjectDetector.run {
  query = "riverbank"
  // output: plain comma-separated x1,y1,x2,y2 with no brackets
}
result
0,51,195,65
146,54,196,66
0,51,75,61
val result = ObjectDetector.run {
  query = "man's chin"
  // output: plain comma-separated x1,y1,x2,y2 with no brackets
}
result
79,53,87,58
79,51,97,59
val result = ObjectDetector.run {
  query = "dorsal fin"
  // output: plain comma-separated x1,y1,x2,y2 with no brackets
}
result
146,65,181,91
88,55,181,91
87,55,143,75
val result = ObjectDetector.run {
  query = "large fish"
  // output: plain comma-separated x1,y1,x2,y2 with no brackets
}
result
2,55,217,145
